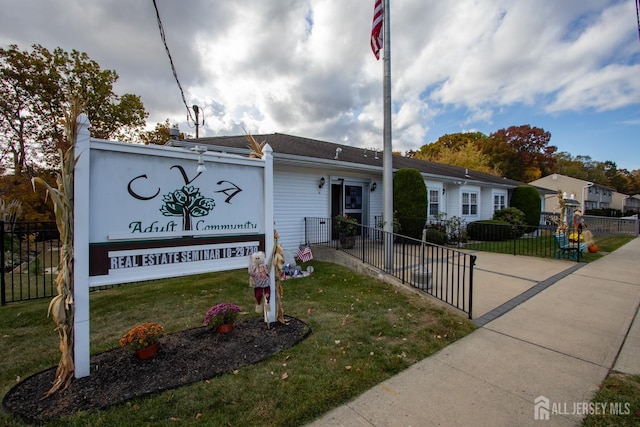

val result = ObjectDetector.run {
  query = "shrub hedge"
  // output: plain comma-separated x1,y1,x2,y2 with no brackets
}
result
510,185,541,229
467,220,517,241
423,228,448,245
393,168,427,239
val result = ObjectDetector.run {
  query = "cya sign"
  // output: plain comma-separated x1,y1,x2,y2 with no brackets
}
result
82,139,272,286
90,148,265,242
73,115,275,378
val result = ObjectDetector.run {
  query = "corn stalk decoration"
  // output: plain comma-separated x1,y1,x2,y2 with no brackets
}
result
31,99,83,397
246,132,266,159
553,190,569,235
272,230,286,324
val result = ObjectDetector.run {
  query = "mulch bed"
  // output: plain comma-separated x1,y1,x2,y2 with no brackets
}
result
3,316,311,424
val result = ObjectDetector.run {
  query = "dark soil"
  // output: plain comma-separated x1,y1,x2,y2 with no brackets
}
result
3,316,311,424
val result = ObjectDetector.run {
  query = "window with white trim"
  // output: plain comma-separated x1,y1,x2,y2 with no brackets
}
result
429,189,440,216
493,194,505,212
462,192,478,216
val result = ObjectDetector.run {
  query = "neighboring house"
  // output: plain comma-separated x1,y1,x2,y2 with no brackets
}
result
529,173,616,213
168,133,526,253
622,194,640,214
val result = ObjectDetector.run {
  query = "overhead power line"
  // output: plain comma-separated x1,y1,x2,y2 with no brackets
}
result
152,0,195,124
636,0,640,42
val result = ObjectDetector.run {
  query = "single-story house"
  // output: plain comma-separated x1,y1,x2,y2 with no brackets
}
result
168,133,527,253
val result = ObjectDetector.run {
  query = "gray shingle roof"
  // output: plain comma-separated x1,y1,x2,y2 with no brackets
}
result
185,133,526,188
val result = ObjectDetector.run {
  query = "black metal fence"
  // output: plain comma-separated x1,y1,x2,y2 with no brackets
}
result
376,213,638,260
1,221,60,305
304,217,476,319
463,222,560,257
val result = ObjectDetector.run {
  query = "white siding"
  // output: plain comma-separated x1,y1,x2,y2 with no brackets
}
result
369,185,384,227
273,165,381,255
480,188,493,219
446,188,461,218
273,167,330,252
481,188,507,219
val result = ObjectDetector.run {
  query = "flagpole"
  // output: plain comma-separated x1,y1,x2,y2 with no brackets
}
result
382,0,394,270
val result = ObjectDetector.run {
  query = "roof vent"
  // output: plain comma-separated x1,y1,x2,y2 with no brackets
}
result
334,147,342,160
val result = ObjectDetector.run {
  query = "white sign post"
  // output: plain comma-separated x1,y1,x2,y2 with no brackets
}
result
73,115,275,378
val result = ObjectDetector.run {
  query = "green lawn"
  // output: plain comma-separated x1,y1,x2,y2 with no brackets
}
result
0,261,475,426
465,234,635,262
583,373,640,426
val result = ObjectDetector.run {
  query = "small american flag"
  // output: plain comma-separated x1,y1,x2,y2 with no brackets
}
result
296,246,314,263
371,0,383,60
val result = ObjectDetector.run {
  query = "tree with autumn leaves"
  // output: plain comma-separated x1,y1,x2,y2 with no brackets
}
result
0,44,148,175
485,125,557,182
412,124,640,195
0,45,179,221
411,125,556,182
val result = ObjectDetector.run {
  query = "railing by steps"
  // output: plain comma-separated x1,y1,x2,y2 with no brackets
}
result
304,217,475,319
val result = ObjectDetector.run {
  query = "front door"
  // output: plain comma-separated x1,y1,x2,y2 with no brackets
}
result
331,180,366,238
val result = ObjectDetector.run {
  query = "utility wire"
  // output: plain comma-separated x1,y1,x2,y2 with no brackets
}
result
636,0,640,42
152,0,195,124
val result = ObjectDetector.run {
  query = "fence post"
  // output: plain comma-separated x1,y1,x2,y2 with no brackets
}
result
1,221,5,305
303,217,307,247
361,225,365,263
401,237,406,283
468,254,476,319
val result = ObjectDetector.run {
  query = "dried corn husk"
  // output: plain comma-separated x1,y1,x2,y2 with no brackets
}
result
245,132,266,158
272,230,287,324
32,97,83,397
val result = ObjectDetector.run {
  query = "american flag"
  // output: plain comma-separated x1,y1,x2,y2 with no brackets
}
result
371,0,383,60
296,246,314,263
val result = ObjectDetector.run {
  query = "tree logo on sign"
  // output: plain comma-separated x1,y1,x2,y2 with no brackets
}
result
160,185,215,231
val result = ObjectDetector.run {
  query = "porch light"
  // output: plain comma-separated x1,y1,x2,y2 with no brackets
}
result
370,182,377,192
319,177,326,189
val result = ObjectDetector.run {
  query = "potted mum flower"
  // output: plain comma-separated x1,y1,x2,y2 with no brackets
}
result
119,322,166,359
204,302,242,333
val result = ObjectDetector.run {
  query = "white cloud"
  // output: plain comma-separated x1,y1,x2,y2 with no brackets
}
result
0,0,638,166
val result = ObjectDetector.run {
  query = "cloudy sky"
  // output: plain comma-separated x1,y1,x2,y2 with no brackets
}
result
2,0,639,170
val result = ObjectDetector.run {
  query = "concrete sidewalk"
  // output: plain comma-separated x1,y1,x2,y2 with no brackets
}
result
307,238,640,426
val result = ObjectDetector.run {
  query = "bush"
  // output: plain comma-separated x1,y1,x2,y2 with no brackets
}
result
510,185,541,228
393,168,427,239
467,220,514,241
423,228,448,245
444,215,468,243
493,207,526,226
